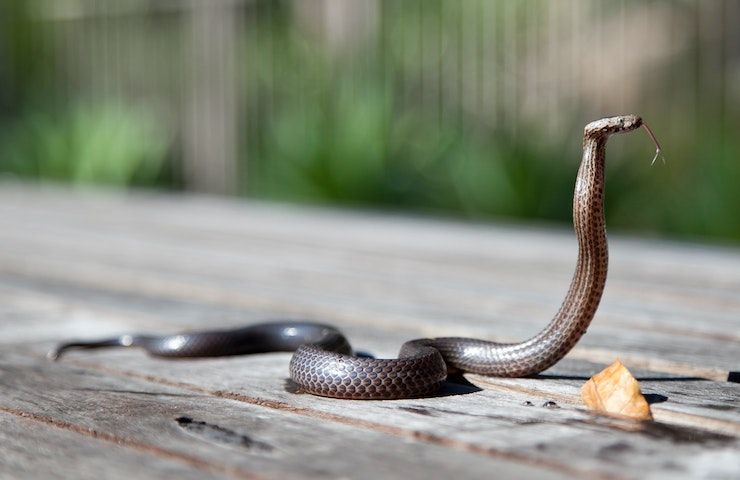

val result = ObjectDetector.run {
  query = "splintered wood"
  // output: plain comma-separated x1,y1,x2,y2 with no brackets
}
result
581,360,653,420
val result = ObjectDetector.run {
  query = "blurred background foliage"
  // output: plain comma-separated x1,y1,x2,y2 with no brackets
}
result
0,0,738,243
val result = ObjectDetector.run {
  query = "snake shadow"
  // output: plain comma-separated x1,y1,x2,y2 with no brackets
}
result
437,373,484,397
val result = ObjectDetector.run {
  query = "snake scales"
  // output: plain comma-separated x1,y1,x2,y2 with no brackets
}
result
51,115,652,399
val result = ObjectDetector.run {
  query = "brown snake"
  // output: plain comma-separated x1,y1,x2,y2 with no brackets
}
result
51,115,658,400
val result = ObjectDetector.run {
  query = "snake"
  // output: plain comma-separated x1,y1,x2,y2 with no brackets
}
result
50,115,656,400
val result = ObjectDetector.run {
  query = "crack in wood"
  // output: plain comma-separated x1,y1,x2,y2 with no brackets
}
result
634,421,735,445
73,387,204,398
175,416,274,452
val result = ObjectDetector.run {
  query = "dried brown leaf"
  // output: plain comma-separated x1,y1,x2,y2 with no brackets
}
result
581,359,653,421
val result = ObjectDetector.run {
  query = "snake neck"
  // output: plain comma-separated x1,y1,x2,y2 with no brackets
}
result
557,137,608,328
525,135,609,368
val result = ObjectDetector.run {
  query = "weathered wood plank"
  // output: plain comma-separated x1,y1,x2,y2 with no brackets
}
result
0,352,575,480
0,412,227,480
471,358,740,429
10,347,735,480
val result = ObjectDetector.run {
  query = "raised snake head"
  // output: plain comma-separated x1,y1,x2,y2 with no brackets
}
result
584,115,643,139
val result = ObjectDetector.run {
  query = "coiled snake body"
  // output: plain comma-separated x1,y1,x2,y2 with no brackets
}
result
51,115,648,399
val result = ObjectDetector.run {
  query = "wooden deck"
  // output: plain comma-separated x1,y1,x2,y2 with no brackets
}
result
0,184,738,480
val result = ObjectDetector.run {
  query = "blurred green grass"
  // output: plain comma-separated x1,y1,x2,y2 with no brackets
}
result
1,0,738,244
0,103,170,187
